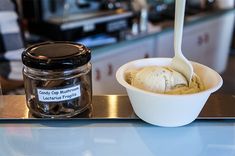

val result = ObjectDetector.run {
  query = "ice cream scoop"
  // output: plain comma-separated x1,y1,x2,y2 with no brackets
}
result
125,66,204,94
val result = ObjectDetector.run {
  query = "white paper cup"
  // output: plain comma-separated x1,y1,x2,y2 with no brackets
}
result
116,58,223,127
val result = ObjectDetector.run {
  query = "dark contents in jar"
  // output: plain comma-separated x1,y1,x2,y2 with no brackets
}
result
28,103,92,118
26,71,92,118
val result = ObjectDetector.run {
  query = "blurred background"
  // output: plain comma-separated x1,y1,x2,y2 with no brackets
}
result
0,0,234,95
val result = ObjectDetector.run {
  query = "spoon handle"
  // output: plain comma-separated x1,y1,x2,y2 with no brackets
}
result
174,0,186,57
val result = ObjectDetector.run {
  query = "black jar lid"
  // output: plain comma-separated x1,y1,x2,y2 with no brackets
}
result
22,41,91,70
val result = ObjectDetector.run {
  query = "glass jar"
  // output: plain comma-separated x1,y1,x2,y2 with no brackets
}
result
22,42,92,118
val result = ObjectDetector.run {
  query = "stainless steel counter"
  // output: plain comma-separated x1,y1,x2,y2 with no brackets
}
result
0,93,235,121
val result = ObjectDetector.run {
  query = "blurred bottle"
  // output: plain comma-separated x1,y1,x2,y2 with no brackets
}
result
139,8,148,33
130,0,148,34
131,18,139,35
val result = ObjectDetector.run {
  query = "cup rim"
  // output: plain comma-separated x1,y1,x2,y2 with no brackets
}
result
116,58,223,97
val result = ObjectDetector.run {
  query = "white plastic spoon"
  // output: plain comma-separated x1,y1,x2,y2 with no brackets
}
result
171,0,193,84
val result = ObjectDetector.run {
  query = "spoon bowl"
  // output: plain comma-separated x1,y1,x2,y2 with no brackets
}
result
171,52,194,84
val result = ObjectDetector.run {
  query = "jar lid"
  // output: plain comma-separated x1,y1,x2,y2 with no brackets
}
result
22,41,91,70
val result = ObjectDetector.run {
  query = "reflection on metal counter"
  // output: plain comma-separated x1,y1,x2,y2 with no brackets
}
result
21,0,133,42
0,94,235,120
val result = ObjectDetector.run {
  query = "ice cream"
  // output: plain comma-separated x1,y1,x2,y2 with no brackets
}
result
125,66,204,94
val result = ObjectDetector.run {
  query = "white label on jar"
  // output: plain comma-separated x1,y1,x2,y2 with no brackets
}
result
37,85,81,102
